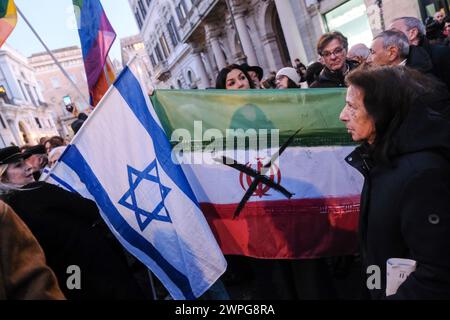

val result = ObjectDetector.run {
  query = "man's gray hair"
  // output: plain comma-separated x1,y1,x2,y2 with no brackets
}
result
348,43,370,59
392,16,426,37
374,30,410,59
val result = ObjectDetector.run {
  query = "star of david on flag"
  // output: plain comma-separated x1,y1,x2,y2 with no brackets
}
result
119,161,172,231
45,60,227,300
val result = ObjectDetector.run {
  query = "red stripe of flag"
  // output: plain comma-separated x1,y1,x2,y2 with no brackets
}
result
201,196,360,259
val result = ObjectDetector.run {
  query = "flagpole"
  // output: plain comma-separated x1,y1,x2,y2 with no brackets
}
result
16,5,92,108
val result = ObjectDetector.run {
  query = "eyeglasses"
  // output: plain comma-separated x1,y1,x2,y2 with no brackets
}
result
321,47,345,58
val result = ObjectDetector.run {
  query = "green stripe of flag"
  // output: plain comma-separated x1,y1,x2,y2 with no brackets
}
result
151,89,355,149
0,0,9,18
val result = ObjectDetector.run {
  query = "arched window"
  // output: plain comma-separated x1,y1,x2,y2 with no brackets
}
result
187,70,193,83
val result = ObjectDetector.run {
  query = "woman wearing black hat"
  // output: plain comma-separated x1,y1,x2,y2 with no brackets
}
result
0,146,153,300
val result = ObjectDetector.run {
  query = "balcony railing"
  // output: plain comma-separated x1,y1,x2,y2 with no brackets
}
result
153,61,171,82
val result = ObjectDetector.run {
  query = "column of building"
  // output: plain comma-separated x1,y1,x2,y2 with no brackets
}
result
189,43,211,89
229,2,259,66
274,0,308,65
205,24,227,70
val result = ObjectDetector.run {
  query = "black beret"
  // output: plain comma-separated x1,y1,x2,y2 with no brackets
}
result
22,145,46,157
240,63,264,81
0,146,27,165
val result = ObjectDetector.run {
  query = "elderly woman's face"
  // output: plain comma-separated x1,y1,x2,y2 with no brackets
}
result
340,85,376,144
225,69,250,90
4,160,35,186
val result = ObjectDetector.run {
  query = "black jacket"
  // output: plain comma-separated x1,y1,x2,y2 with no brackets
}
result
418,38,450,91
406,45,433,74
2,182,151,300
346,93,450,299
310,60,359,88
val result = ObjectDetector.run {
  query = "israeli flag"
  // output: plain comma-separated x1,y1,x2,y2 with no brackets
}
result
46,66,227,300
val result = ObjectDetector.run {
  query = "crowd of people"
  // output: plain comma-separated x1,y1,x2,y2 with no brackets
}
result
1,14,449,300
218,13,450,93
211,14,450,300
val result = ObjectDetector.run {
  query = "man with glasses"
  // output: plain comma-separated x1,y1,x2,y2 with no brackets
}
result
310,31,359,88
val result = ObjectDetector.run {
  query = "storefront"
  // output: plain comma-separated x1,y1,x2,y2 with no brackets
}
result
323,0,373,48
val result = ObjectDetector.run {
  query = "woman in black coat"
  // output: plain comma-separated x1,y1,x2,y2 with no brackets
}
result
340,66,450,299
0,147,152,300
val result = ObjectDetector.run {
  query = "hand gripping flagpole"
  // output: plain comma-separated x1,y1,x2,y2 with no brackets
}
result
15,5,92,109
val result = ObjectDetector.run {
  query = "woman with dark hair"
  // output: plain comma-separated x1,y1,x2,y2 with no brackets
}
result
215,64,255,90
0,147,153,300
275,67,300,89
44,136,65,155
340,66,450,299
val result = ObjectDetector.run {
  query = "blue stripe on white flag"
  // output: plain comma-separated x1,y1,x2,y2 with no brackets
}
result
113,67,199,208
61,144,196,300
48,173,80,195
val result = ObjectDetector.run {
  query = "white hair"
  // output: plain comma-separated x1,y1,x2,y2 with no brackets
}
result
348,43,370,59
0,164,23,195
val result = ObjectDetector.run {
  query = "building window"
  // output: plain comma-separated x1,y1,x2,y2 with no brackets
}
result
324,0,372,48
177,79,183,88
25,83,38,107
187,70,194,83
176,0,188,23
167,17,180,47
135,9,143,29
138,0,147,20
17,80,29,102
33,87,42,104
35,117,42,129
0,115,6,129
160,35,170,58
0,85,10,104
155,45,164,62
149,53,156,67
51,77,61,89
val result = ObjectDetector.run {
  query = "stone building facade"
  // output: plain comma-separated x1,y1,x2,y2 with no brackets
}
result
121,34,155,94
0,44,59,147
129,0,446,89
29,46,90,137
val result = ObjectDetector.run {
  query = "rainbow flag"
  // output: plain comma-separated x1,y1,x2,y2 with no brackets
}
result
73,0,116,107
0,0,17,47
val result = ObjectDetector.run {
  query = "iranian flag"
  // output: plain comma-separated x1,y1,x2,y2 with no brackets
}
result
151,89,362,259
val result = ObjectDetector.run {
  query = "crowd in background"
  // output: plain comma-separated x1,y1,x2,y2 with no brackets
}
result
1,12,450,300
